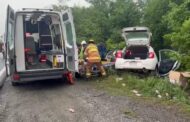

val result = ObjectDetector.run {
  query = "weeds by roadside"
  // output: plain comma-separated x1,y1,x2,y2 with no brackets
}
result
96,72,190,113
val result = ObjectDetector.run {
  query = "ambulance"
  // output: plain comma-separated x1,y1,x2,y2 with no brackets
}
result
5,5,78,85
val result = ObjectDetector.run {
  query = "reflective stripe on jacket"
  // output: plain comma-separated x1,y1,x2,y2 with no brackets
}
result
85,44,101,62
79,47,85,59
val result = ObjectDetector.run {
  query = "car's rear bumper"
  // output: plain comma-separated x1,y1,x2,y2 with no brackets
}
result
115,58,157,70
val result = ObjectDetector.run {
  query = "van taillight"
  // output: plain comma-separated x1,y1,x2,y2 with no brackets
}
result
24,48,31,52
40,54,47,62
149,52,155,58
116,50,122,58
13,73,20,80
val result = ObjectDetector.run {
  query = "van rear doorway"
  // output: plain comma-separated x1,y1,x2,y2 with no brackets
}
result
5,6,78,85
16,12,65,71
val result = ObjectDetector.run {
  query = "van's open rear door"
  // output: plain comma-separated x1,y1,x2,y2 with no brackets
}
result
61,8,78,72
5,5,15,76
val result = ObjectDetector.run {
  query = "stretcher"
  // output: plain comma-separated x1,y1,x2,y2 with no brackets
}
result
77,59,115,77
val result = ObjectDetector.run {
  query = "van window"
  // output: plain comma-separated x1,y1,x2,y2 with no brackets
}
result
7,23,14,49
25,21,38,33
65,23,73,45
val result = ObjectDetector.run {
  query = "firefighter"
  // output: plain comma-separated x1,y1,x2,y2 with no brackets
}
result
79,40,87,60
98,42,107,61
84,39,106,78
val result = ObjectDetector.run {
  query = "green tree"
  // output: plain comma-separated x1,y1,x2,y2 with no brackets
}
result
73,0,142,46
109,0,141,42
143,0,170,51
163,0,190,70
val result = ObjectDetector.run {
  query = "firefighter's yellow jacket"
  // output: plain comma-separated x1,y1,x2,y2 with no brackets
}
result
84,43,101,63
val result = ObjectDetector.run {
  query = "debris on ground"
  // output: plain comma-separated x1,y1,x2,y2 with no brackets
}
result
68,108,75,113
169,71,190,88
165,93,169,97
136,93,142,97
122,83,126,87
131,90,142,97
158,95,162,99
132,90,138,94
116,77,123,82
155,90,160,94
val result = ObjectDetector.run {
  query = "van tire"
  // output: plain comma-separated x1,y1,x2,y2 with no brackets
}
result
75,72,81,78
11,81,19,86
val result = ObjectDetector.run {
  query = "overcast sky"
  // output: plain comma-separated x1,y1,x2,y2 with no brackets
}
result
0,0,90,36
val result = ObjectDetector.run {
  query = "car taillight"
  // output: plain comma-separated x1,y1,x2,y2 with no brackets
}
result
116,50,122,58
13,73,20,80
149,52,155,58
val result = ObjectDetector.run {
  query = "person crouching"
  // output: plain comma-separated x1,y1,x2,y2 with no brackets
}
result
84,39,106,78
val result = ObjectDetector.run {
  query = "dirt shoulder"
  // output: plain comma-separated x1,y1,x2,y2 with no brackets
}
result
0,79,189,122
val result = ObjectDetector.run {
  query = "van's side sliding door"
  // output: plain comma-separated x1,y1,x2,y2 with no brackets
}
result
61,8,78,72
5,5,15,76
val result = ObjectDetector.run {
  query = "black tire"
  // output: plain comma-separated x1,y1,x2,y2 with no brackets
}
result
75,72,81,78
11,81,20,86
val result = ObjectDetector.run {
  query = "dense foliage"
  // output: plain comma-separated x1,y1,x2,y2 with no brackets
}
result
163,0,190,70
72,0,141,50
53,0,190,70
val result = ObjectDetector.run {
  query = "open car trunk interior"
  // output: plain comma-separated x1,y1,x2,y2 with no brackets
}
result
21,12,64,70
123,46,148,59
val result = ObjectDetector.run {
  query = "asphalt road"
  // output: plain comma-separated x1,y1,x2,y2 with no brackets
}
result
0,78,189,122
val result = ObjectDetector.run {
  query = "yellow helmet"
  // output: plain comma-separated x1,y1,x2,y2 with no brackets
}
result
89,39,95,43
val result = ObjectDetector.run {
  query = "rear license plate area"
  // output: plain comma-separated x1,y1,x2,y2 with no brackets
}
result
129,61,137,66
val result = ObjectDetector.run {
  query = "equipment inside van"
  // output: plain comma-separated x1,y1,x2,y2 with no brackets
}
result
5,6,78,85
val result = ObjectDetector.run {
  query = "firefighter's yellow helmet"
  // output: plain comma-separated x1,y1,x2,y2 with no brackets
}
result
89,39,95,43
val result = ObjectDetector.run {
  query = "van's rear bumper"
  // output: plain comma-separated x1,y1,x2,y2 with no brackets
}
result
13,70,66,83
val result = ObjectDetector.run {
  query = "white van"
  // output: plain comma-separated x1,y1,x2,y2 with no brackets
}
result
4,5,78,85
115,27,158,73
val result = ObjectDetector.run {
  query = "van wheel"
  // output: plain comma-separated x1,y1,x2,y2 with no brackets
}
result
11,82,20,86
75,72,81,78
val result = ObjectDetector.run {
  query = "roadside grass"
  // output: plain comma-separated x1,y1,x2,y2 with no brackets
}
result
96,72,190,114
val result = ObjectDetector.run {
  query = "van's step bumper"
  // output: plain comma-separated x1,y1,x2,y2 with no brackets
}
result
15,70,66,82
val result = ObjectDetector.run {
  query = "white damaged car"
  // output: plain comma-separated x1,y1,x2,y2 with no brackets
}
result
115,27,158,73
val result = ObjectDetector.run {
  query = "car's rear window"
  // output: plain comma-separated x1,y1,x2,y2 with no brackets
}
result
126,32,149,40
